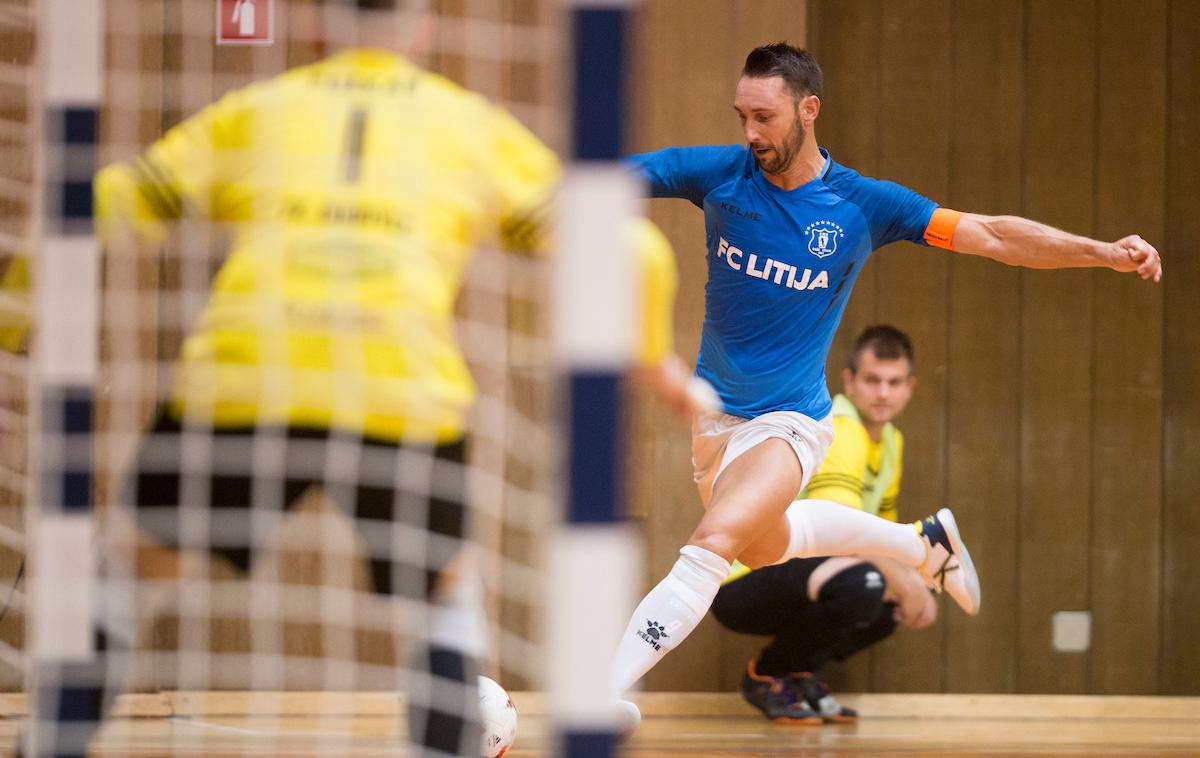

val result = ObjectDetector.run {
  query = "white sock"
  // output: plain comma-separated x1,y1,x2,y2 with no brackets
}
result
611,545,729,694
429,568,487,659
780,498,925,566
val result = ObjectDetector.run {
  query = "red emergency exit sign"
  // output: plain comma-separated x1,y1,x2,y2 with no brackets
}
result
217,0,273,45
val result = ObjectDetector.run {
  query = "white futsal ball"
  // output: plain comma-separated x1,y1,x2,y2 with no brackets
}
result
478,675,518,758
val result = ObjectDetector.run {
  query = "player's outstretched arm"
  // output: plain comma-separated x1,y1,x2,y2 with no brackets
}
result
629,218,721,419
946,212,1163,282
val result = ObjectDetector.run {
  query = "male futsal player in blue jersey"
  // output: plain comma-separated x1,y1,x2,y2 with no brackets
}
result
610,42,1162,709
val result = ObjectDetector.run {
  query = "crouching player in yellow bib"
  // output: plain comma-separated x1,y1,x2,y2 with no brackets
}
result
712,326,938,723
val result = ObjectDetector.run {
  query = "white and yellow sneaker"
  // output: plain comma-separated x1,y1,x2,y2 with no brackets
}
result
916,508,981,616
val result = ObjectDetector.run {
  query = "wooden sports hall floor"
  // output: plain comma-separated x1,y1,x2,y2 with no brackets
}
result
2,691,1198,756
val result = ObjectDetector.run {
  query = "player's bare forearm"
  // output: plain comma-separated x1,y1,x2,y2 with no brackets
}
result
951,213,1163,282
863,554,937,628
952,215,1103,268
630,354,721,421
866,555,923,597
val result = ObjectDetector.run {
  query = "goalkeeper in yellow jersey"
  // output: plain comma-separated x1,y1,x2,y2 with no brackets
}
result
30,2,692,757
711,325,938,723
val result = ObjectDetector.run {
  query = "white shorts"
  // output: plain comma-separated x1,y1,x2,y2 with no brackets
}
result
691,409,834,508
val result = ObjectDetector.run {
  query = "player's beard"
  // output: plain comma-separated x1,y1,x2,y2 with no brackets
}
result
756,114,806,175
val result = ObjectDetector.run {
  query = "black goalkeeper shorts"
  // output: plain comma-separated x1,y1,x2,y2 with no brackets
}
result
127,409,468,598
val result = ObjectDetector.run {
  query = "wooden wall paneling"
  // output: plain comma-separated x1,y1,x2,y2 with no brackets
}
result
100,0,168,158
634,0,743,693
626,3,664,544
868,0,953,694
209,0,287,98
805,0,882,695
732,0,807,53
1088,0,1166,696
261,0,295,83
1017,0,1096,695
942,0,1023,694
285,0,325,68
428,0,466,84
1161,0,1200,697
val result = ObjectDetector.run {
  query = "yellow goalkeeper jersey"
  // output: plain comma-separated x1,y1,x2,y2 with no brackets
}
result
95,49,673,443
801,393,903,520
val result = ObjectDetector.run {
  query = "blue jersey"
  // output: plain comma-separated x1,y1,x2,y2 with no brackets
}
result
627,145,938,420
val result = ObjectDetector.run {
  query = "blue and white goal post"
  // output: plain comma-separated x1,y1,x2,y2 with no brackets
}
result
550,0,644,756
28,0,104,755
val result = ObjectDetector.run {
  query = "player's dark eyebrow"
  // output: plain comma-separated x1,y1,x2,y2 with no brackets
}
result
733,105,774,114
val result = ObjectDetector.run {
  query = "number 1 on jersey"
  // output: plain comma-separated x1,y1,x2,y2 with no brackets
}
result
342,108,367,183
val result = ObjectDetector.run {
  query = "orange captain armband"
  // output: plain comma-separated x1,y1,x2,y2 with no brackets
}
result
923,207,965,250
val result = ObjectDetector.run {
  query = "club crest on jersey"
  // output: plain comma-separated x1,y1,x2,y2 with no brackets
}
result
805,221,844,259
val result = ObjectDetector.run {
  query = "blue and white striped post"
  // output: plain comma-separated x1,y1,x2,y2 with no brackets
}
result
549,2,640,756
29,0,103,754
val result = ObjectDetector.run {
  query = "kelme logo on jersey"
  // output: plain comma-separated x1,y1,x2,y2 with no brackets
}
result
805,220,845,259
716,236,829,292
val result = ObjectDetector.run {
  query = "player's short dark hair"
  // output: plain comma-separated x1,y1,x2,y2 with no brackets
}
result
848,325,914,373
742,42,823,100
356,0,399,9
